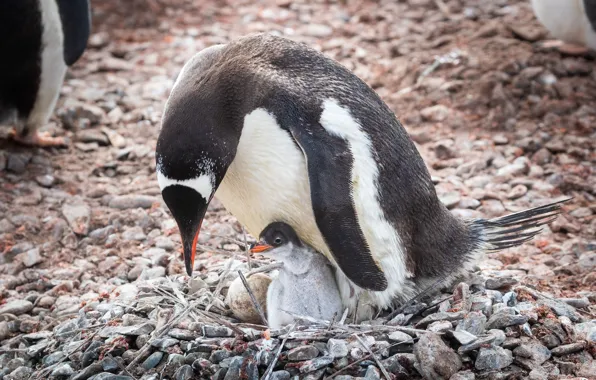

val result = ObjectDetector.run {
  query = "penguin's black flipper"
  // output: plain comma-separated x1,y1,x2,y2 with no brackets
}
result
289,123,389,292
56,0,91,66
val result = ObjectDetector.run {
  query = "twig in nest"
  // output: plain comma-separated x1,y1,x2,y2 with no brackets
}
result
327,312,337,332
108,353,138,380
242,226,252,270
238,270,268,327
353,299,360,324
195,309,245,336
246,262,284,277
355,334,392,380
339,308,349,325
263,323,296,380
196,244,269,265
206,256,235,312
323,341,408,379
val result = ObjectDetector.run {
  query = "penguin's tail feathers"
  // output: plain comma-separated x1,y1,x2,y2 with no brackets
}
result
470,198,571,252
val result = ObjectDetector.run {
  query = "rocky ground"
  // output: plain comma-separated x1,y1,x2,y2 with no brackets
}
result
0,0,594,379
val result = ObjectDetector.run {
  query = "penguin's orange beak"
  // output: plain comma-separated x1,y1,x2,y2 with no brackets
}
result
250,243,273,254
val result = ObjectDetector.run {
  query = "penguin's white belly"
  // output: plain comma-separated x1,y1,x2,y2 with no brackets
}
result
215,107,413,316
531,0,596,49
26,0,68,130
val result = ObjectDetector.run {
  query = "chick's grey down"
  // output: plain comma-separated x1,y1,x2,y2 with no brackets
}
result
254,222,343,329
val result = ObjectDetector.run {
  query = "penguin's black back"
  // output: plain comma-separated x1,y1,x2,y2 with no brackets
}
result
584,0,596,32
0,0,42,122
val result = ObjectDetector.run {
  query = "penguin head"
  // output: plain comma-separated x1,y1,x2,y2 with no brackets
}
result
156,130,235,276
156,43,241,276
250,222,311,267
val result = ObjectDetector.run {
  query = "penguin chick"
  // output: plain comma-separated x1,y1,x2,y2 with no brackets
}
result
0,0,91,147
531,0,596,55
250,222,343,329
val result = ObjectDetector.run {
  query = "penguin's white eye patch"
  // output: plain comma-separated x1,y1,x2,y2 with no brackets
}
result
156,171,214,200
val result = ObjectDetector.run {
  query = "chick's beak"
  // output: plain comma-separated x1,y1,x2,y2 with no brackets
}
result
250,242,274,254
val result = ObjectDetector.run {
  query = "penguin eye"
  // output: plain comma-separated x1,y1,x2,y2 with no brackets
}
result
273,236,284,246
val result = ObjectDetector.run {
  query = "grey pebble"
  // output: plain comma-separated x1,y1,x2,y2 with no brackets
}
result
449,370,475,380
101,357,120,372
414,333,461,380
427,320,453,332
99,323,155,338
485,277,518,290
513,341,551,369
456,311,486,336
487,329,507,346
475,347,513,371
109,195,158,210
486,310,528,330
50,363,74,377
364,365,381,380
0,300,34,316
15,248,43,267
5,366,33,380
415,311,465,328
150,337,179,350
458,335,496,354
558,297,590,309
269,370,291,380
551,342,585,356
6,153,31,174
174,365,194,380
203,325,234,337
297,356,334,374
82,340,103,367
450,330,477,345
387,331,413,344
43,351,66,367
71,363,103,380
327,338,349,358
141,351,164,370
89,374,134,380
209,350,232,364
288,345,319,361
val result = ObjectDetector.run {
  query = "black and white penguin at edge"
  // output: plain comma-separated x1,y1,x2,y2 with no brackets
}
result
531,0,596,54
0,0,91,147
156,34,569,320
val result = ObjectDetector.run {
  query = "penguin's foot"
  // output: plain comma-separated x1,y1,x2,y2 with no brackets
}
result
10,129,68,147
536,40,591,55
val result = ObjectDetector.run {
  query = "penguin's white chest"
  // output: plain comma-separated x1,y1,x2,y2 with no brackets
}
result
531,0,596,49
215,108,327,252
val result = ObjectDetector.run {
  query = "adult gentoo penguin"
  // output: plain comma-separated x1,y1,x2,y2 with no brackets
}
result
531,0,596,54
250,222,343,329
0,0,91,147
156,34,567,315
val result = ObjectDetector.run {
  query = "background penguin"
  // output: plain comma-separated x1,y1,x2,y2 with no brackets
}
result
0,0,91,147
156,33,568,318
250,222,343,329
531,0,596,54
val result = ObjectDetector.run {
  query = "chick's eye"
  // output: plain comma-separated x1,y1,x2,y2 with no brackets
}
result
273,236,283,245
